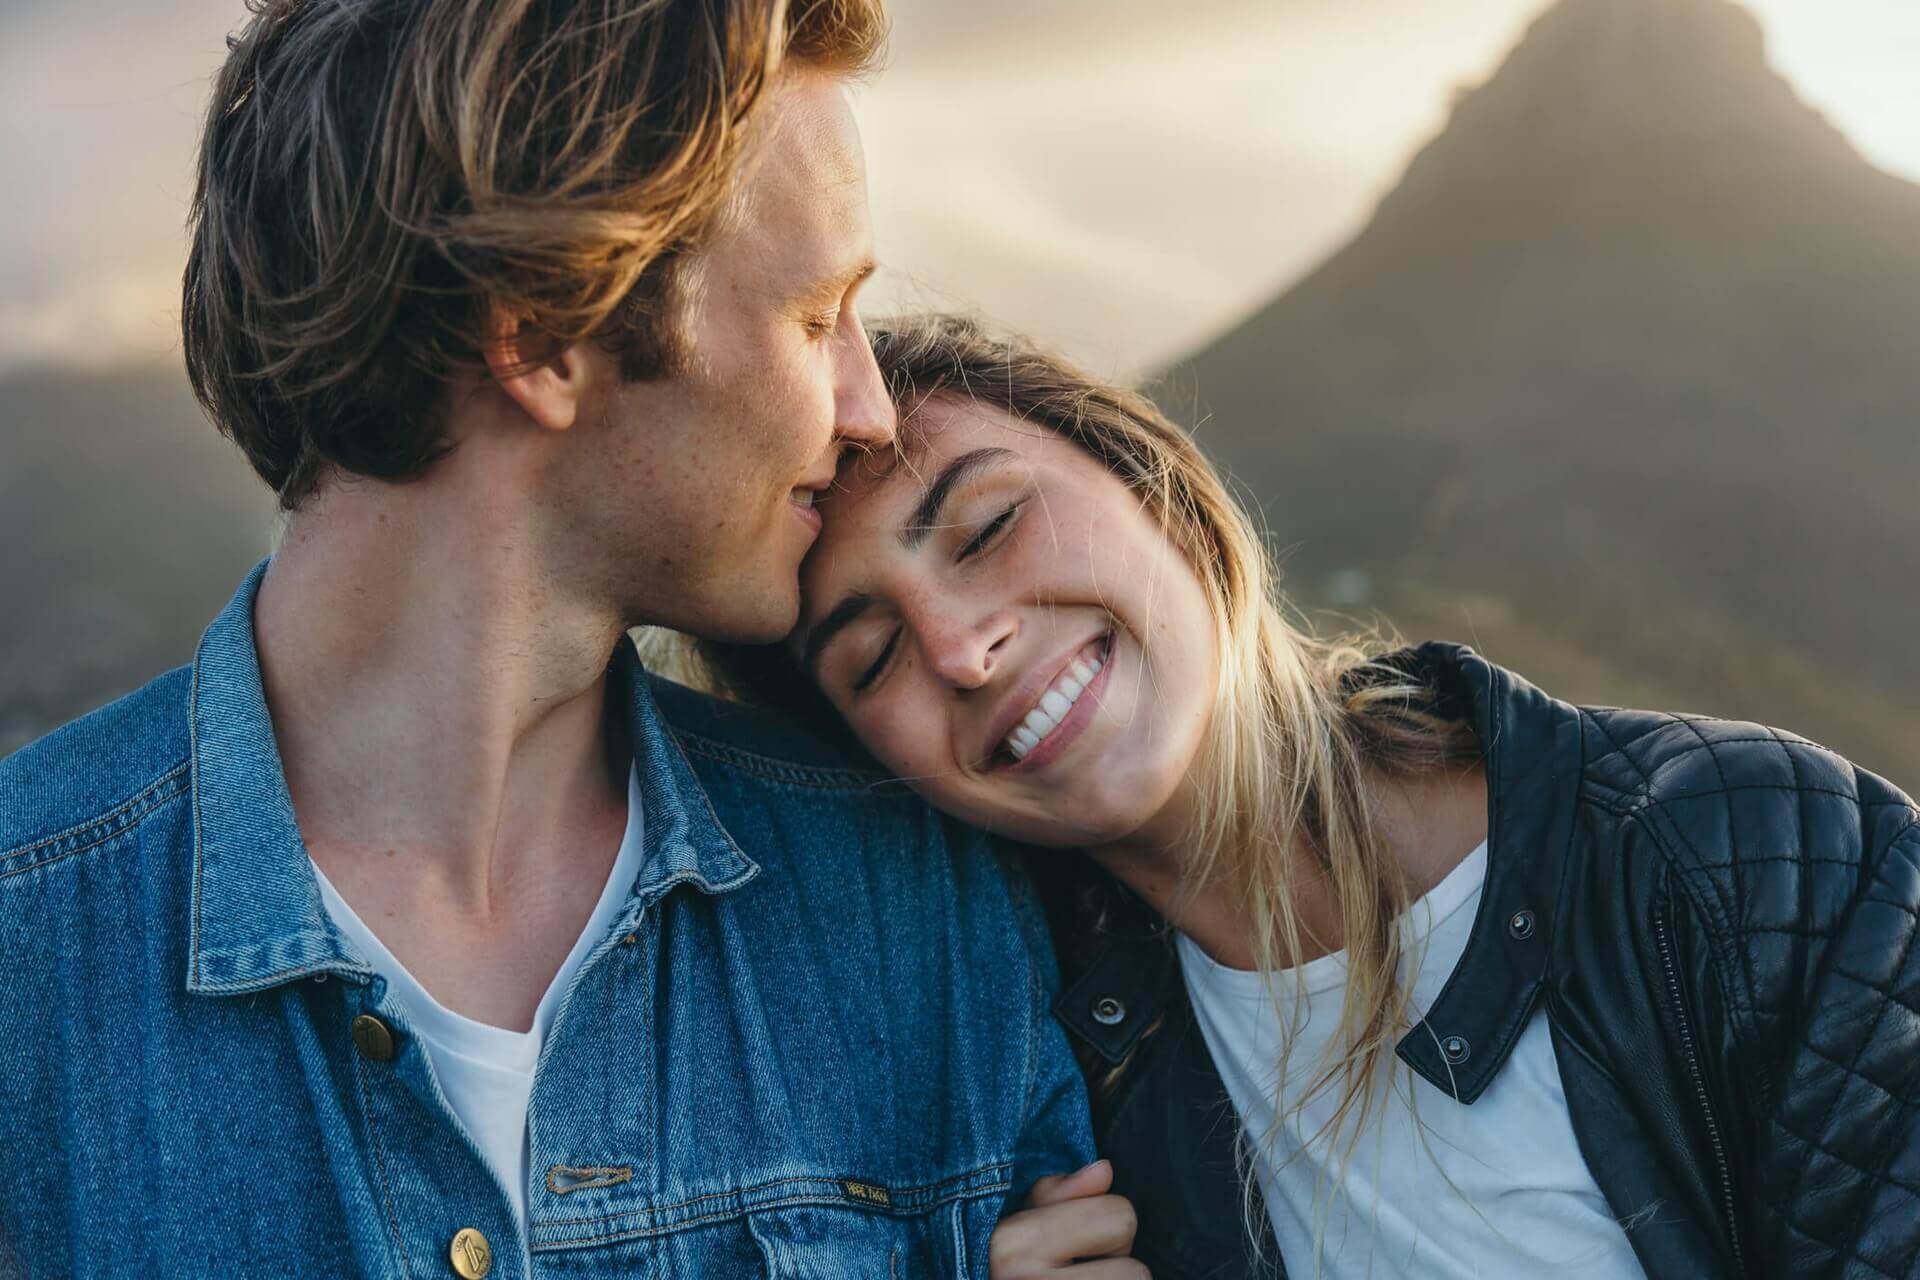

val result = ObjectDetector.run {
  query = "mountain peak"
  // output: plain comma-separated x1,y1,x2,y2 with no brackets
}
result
1392,0,1852,198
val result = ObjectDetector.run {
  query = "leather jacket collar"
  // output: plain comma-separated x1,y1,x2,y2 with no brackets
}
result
1054,642,1580,1104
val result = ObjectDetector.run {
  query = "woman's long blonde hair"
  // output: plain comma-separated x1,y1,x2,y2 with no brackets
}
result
649,312,1481,1238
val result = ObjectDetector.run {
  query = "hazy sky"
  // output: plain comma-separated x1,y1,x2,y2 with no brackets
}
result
1,0,1915,377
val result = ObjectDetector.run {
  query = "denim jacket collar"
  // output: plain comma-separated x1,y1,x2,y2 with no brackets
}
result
185,560,757,997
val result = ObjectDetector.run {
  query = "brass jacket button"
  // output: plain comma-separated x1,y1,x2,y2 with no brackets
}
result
351,1013,397,1063
449,1227,493,1278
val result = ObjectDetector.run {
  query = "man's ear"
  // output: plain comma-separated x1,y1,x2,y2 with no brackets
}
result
481,306,587,433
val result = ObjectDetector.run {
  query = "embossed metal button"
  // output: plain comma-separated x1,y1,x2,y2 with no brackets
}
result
1508,909,1536,940
449,1227,493,1278
351,1013,396,1063
1091,996,1127,1026
1440,1035,1471,1065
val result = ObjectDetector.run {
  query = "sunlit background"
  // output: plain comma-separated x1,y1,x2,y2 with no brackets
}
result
4,0,1919,782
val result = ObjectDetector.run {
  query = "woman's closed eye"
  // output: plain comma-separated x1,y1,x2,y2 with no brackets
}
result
958,501,1022,561
852,627,900,694
848,501,1024,695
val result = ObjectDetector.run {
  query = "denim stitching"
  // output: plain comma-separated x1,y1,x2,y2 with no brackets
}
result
539,1163,1012,1230
537,1178,1013,1249
351,1034,413,1273
0,761,189,862
190,658,207,989
658,731,760,887
670,731,887,790
0,767,189,886
547,1165,635,1195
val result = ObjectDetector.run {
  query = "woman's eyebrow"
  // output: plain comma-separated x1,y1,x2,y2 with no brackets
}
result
900,448,1015,549
801,592,874,675
803,447,1016,674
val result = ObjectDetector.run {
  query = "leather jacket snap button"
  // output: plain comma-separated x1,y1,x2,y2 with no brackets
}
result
1441,1035,1471,1064
1092,996,1127,1026
1508,909,1536,940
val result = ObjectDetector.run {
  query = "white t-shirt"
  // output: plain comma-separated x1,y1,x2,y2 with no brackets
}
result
1178,841,1645,1279
312,766,646,1236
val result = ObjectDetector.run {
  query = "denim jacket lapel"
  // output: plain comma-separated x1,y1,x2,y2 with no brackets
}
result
185,561,367,995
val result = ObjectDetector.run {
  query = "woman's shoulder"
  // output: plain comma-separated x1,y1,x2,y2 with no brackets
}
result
1575,702,1916,840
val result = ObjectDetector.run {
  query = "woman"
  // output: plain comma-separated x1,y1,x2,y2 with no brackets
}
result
675,314,1920,1280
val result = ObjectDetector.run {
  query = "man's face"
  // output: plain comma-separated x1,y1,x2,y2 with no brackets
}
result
567,69,893,643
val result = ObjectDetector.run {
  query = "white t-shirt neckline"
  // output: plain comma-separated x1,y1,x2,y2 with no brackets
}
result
311,764,647,1238
1177,837,1647,1278
1178,838,1490,998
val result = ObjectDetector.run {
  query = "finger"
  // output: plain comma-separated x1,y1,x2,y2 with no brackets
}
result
1026,1160,1113,1208
991,1193,1139,1267
1059,1261,1151,1280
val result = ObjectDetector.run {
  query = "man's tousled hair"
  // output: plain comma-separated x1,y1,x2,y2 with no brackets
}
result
183,0,886,508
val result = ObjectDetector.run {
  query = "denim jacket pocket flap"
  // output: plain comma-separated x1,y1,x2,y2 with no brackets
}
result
529,1162,1012,1276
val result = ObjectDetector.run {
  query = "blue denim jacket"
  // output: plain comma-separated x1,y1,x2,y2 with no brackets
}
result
0,564,1092,1277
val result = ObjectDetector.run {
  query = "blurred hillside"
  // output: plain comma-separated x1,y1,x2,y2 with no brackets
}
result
0,364,271,752
3,0,1915,790
1167,0,1920,783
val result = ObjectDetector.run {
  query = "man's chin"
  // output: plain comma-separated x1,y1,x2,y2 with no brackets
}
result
697,586,801,648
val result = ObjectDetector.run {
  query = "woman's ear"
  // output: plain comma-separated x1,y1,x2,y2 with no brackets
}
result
481,305,586,433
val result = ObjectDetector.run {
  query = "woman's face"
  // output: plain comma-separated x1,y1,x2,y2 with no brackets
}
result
792,394,1219,849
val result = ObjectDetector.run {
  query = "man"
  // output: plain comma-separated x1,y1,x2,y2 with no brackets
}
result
0,0,1091,1272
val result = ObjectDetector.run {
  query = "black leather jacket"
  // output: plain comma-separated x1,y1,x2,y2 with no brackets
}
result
1032,643,1920,1280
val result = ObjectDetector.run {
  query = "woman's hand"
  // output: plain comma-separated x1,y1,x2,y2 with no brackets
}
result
989,1160,1148,1278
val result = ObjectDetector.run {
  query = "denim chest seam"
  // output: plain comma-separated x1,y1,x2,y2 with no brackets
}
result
0,761,189,880
533,1161,1014,1248
349,1038,415,1275
668,731,889,791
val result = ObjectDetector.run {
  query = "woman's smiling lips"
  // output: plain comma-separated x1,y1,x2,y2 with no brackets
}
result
980,633,1113,774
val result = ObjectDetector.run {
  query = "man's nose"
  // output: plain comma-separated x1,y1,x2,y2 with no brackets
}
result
834,314,895,449
921,608,1017,692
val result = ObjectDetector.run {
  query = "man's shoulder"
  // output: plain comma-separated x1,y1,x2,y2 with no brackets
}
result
646,671,891,792
645,672,1018,887
0,665,195,864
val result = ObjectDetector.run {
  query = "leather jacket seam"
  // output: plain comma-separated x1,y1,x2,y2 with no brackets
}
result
1816,820,1920,1264
1779,1222,1905,1280
1633,814,1764,1095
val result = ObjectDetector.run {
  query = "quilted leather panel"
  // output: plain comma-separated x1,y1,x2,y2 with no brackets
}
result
1584,707,1920,1278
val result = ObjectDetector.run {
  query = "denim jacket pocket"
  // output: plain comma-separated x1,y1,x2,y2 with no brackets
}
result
529,1164,1010,1278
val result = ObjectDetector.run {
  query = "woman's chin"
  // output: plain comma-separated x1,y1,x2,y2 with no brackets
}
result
952,784,1170,852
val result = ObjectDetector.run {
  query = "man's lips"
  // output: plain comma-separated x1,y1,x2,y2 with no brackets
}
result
787,492,823,533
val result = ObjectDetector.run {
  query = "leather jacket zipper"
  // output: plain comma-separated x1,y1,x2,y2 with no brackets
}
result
1653,912,1747,1274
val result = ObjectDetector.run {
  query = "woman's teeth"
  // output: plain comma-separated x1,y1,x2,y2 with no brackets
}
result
1007,654,1103,760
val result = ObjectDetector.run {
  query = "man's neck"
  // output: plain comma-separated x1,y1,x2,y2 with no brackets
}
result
254,477,630,913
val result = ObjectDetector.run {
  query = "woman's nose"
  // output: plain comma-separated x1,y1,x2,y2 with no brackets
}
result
921,610,1017,691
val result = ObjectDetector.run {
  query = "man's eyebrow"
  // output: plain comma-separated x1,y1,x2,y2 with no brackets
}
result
826,258,876,297
801,592,875,675
901,448,1015,550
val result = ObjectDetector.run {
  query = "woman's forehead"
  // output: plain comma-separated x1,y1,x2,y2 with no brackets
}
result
832,395,1051,503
